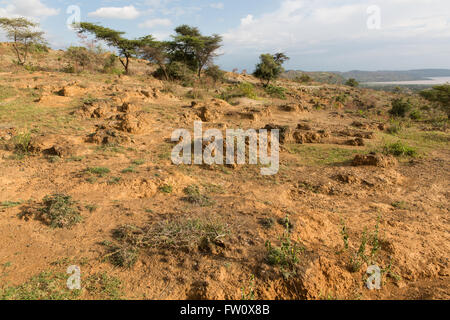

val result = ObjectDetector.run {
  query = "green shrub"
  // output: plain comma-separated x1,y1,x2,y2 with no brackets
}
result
182,185,214,207
345,78,359,87
64,46,91,73
264,85,286,99
85,167,110,177
205,65,225,83
389,98,411,117
155,61,195,84
159,184,173,194
383,141,417,157
104,217,229,268
409,109,422,120
40,194,82,229
103,54,121,74
340,218,381,273
12,132,31,155
219,82,257,101
265,216,303,278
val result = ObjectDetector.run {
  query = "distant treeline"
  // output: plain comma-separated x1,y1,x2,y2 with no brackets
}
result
283,69,450,84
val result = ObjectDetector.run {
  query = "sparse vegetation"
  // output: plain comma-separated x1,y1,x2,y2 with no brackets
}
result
85,167,111,177
265,216,303,278
340,218,382,273
219,82,257,101
12,132,31,156
383,141,417,157
0,271,79,300
241,274,256,300
0,201,22,209
39,194,82,229
182,185,214,207
264,84,287,99
104,217,229,268
0,16,448,300
158,184,173,194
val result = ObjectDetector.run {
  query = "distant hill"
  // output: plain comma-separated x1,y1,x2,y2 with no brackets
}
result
282,69,450,84
281,70,345,84
336,69,450,82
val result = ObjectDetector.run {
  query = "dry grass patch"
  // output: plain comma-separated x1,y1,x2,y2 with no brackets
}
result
104,216,229,268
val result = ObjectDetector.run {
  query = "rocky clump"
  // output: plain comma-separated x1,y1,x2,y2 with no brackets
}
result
117,113,148,134
352,152,397,168
28,135,79,158
57,83,85,97
0,126,17,141
199,106,222,122
263,124,292,144
345,137,365,146
86,125,131,145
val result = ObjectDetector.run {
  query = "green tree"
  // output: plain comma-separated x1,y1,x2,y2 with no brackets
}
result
64,46,91,73
296,73,312,83
77,22,147,74
253,53,289,86
140,40,170,80
0,17,46,65
420,84,450,119
168,25,222,78
345,78,359,87
205,64,225,84
389,98,411,117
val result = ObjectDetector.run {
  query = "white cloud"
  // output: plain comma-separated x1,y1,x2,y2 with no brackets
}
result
0,0,59,19
139,18,172,28
218,0,450,70
223,0,450,54
88,5,141,20
241,14,254,26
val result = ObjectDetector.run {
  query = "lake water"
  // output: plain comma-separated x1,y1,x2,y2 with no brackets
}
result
366,77,450,86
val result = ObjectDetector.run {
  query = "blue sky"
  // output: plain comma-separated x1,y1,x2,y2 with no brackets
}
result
1,0,450,71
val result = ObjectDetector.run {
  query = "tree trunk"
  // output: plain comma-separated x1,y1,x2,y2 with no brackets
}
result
12,43,24,65
119,56,129,74
197,64,203,79
160,65,169,80
125,57,129,74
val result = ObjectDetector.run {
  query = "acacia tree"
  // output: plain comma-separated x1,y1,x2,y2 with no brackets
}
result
205,64,225,84
77,22,145,74
0,17,46,65
420,84,450,119
168,25,223,78
139,38,170,80
253,53,290,86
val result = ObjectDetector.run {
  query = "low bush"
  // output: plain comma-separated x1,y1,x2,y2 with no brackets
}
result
389,98,411,117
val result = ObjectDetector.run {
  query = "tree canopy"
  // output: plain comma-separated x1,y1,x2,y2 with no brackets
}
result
420,84,450,118
77,22,149,74
253,53,290,85
167,25,223,78
0,17,46,65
